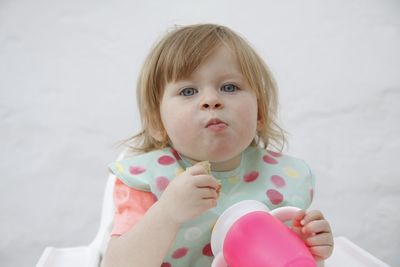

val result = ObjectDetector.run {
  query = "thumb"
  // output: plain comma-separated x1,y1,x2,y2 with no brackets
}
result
291,210,306,236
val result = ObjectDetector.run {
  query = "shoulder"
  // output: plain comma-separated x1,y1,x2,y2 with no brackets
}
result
246,146,313,178
113,147,180,171
108,147,181,191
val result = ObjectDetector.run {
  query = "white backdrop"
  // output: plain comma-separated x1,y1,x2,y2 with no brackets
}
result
1,1,399,266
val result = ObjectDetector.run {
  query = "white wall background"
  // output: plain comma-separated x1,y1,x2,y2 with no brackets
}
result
1,0,399,266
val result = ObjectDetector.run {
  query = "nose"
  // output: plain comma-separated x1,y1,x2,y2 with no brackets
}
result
200,90,224,110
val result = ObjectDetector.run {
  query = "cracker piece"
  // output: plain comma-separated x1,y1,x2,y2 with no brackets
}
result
198,161,211,174
196,161,222,198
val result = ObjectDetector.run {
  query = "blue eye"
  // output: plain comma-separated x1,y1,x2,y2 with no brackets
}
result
180,88,198,96
221,84,238,92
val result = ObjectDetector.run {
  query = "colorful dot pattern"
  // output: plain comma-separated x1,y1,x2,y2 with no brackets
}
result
108,146,315,267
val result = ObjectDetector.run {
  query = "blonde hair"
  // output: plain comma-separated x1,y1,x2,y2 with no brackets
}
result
125,24,286,153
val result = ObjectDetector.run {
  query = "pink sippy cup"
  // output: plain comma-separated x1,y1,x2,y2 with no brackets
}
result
211,200,316,267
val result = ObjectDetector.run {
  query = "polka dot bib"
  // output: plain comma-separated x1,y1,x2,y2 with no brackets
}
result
109,146,315,267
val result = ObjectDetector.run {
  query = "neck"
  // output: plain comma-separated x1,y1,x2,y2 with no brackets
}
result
183,154,242,172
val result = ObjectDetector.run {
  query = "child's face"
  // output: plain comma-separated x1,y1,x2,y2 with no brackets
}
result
158,46,259,171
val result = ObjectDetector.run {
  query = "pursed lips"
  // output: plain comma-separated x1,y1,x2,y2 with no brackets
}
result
205,118,228,130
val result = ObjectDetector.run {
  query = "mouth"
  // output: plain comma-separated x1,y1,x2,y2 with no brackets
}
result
205,118,228,131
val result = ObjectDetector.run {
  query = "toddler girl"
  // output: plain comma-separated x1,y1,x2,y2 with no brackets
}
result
102,24,333,267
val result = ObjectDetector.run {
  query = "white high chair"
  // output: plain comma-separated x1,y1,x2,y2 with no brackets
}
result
36,151,124,267
36,151,391,267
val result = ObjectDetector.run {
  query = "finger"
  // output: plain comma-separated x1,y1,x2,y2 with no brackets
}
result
194,175,220,190
291,210,306,237
301,210,324,226
292,210,306,227
200,187,219,200
302,220,332,236
305,232,334,247
198,198,217,210
308,245,334,260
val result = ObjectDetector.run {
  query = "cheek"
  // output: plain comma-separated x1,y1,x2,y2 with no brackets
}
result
160,106,193,142
165,119,188,138
244,109,258,134
237,98,258,131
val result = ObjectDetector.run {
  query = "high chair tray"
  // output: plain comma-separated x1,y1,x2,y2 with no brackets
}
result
36,246,100,267
36,237,391,267
325,237,390,267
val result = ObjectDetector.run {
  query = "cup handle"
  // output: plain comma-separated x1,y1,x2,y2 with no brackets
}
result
270,206,301,223
211,252,228,267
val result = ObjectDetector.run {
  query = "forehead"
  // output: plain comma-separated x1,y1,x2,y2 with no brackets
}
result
186,46,243,80
164,43,245,84
157,27,244,83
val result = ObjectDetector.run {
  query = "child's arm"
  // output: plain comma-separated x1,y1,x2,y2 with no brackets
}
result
292,210,334,263
102,164,220,267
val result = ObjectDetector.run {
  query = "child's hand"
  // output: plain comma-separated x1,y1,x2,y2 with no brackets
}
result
292,210,334,262
158,163,220,224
